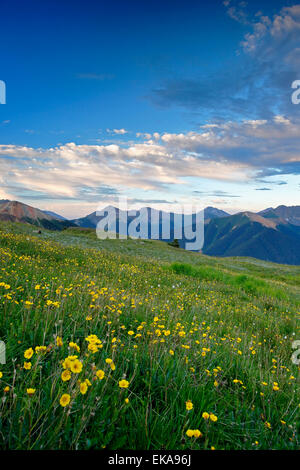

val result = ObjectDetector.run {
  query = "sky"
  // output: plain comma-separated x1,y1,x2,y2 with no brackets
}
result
0,0,299,218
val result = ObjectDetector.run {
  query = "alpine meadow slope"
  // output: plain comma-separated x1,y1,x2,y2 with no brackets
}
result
0,220,299,450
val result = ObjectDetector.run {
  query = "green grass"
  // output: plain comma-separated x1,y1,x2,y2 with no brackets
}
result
0,221,299,450
169,263,291,302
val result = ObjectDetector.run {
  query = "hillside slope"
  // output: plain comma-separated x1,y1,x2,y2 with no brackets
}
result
0,200,74,230
203,212,300,265
0,220,298,450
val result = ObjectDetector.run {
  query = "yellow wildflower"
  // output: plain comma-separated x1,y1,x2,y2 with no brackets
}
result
24,348,34,359
186,400,193,410
69,342,80,352
60,393,71,407
80,382,88,395
119,379,129,388
70,359,83,374
61,370,71,382
96,369,105,380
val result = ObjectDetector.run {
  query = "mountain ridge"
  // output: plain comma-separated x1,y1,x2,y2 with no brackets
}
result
0,200,74,230
0,199,299,264
202,210,300,265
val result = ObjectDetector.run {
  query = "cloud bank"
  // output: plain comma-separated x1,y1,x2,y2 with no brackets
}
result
0,114,299,206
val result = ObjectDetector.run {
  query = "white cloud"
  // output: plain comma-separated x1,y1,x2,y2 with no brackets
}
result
136,132,152,140
106,128,128,135
242,6,300,52
160,117,300,173
1,114,299,209
274,115,290,125
0,139,249,206
243,119,267,128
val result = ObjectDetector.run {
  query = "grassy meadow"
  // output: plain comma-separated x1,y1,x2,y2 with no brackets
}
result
0,221,299,450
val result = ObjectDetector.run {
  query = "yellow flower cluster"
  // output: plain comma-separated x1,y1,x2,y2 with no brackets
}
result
186,429,202,438
85,334,103,353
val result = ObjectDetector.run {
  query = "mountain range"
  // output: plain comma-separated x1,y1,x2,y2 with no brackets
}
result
0,199,299,265
71,206,229,230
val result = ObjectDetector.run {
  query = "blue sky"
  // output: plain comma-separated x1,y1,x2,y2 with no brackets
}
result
0,0,299,218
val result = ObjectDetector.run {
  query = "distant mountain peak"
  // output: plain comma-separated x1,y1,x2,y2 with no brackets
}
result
240,211,278,228
0,200,74,230
43,210,67,221
258,205,300,226
204,207,229,219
